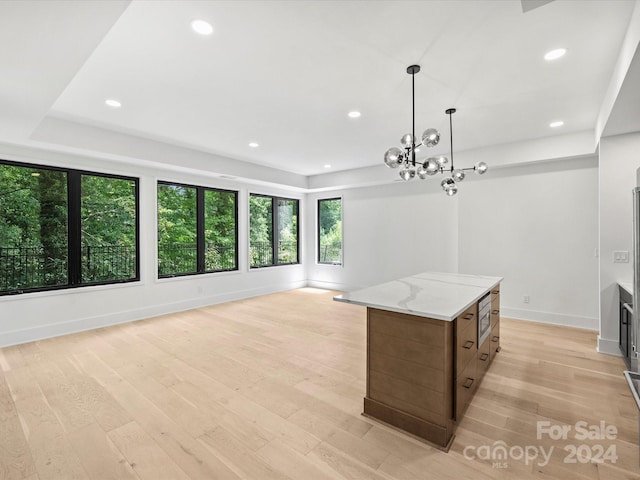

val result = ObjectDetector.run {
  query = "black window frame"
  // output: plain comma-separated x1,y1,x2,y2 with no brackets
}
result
317,197,342,266
0,159,140,296
249,193,300,268
157,181,239,278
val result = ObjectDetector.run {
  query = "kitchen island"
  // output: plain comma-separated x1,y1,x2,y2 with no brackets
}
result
334,272,502,450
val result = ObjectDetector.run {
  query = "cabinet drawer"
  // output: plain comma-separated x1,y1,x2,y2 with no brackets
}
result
490,284,500,299
489,321,500,361
456,356,477,421
477,337,491,379
456,313,478,376
456,303,477,337
491,296,500,328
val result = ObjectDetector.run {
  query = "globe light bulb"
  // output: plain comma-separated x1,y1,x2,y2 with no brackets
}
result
435,156,449,167
417,164,428,179
475,161,488,175
445,185,458,196
384,147,404,168
401,134,415,148
426,159,439,175
452,169,465,182
421,128,440,148
399,166,415,181
441,177,455,190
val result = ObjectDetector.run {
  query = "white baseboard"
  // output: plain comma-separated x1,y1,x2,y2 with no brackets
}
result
597,336,622,356
501,306,598,331
305,279,360,292
0,280,307,348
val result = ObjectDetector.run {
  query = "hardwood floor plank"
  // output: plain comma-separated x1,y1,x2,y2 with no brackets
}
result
11,394,88,480
198,427,292,480
256,439,340,480
107,421,190,480
307,441,391,480
0,289,637,480
76,353,242,480
0,370,36,480
66,423,138,480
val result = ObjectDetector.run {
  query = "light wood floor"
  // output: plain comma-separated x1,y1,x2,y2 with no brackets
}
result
0,288,638,479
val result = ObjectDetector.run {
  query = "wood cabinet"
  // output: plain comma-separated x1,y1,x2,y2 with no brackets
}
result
455,303,478,420
363,283,501,450
490,285,501,360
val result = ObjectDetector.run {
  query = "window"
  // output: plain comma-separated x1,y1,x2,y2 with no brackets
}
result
157,182,237,277
249,194,299,267
318,198,342,265
0,160,139,295
81,175,138,283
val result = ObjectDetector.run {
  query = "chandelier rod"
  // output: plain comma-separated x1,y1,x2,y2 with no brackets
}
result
446,107,456,173
411,69,416,167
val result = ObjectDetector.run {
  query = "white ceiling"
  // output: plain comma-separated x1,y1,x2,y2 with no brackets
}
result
0,0,637,176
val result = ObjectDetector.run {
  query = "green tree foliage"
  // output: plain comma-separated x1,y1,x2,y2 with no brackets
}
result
319,198,342,264
157,184,237,274
249,195,273,266
277,199,298,263
0,164,44,246
204,190,236,270
81,175,137,282
0,163,138,291
38,170,68,285
82,175,136,247
157,184,197,274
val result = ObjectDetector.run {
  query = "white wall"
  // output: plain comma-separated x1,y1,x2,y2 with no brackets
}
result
0,138,605,348
598,132,640,354
0,143,306,348
458,157,600,330
306,157,600,331
306,179,458,292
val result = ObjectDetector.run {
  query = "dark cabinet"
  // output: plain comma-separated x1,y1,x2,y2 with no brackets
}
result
619,285,633,369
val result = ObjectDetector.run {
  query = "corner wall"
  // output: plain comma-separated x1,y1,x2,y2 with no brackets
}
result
458,157,599,330
305,180,458,292
0,143,306,347
306,157,600,332
597,132,640,354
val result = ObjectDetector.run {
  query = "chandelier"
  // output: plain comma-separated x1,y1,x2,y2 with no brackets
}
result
383,65,488,196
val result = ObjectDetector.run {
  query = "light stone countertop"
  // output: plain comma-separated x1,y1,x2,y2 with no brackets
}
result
333,272,503,321
620,282,633,297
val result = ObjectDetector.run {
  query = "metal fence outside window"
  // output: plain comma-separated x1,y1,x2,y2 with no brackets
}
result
157,242,237,276
319,244,342,264
250,241,297,266
0,245,137,292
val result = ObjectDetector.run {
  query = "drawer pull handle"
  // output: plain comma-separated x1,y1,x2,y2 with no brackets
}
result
491,310,499,315
463,313,474,320
463,378,474,389
463,340,475,349
480,353,489,361
492,335,499,342
491,290,499,294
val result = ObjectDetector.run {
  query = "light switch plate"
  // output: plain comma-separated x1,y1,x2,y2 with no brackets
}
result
613,251,629,263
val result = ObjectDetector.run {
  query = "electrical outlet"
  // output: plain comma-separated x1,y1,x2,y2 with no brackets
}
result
613,251,629,263
523,295,530,304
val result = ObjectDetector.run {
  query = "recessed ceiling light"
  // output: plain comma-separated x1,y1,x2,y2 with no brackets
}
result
544,48,567,61
324,164,332,169
249,142,259,148
105,99,121,108
348,111,361,118
191,19,213,36
549,120,564,128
